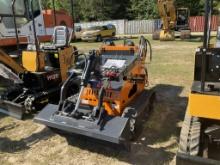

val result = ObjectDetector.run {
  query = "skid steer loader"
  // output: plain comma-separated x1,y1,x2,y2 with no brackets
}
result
0,0,79,119
35,36,155,147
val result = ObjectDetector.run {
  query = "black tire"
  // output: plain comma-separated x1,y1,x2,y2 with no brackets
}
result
96,35,102,42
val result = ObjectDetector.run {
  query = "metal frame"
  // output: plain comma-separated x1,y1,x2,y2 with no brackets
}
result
52,0,75,37
10,0,41,54
30,0,40,52
201,0,214,92
12,0,22,54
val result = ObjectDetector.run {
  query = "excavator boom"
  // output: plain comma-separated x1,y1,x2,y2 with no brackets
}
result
157,0,176,30
0,49,25,74
157,0,176,41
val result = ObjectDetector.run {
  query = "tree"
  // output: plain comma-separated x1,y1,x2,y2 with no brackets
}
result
176,0,219,16
76,0,122,21
41,0,131,22
176,0,204,16
128,0,159,20
40,0,219,21
41,0,72,14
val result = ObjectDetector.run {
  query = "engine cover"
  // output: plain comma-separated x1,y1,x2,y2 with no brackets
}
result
21,70,61,89
194,48,220,82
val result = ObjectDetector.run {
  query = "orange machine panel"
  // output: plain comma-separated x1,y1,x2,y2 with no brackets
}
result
80,61,146,116
43,10,73,28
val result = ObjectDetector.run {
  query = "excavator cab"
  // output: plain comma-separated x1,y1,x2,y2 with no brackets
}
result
23,25,76,81
21,25,75,87
176,8,190,31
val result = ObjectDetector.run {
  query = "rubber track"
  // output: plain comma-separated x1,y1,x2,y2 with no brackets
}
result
179,111,201,156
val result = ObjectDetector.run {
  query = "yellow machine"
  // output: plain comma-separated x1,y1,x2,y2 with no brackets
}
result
35,37,155,146
1,40,75,82
0,25,77,119
177,0,220,164
157,0,176,41
153,0,191,41
0,0,78,120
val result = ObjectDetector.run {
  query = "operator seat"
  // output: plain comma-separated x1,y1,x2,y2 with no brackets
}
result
42,26,72,50
42,26,73,71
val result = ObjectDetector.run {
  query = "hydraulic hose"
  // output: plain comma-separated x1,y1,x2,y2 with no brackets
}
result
139,36,153,63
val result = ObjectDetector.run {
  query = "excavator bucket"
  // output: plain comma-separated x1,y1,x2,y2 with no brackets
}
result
0,64,25,119
0,100,25,119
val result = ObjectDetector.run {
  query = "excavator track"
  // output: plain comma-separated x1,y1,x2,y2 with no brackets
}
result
177,111,220,165
178,113,200,155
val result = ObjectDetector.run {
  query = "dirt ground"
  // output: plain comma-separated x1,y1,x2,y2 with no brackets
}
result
0,35,203,165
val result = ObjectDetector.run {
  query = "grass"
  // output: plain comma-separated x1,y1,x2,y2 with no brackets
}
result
0,35,202,165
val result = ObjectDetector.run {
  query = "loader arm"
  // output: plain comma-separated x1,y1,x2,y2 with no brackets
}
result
0,49,25,74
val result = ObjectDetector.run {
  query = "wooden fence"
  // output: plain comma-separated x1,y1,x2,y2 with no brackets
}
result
75,16,218,35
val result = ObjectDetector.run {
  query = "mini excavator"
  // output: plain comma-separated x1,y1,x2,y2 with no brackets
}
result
35,36,155,146
153,0,191,41
0,0,79,119
177,0,220,164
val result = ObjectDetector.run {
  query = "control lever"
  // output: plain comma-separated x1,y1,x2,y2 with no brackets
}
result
70,50,97,116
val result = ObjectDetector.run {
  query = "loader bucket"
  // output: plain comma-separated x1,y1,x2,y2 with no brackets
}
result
35,90,155,146
0,100,25,119
34,104,131,144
